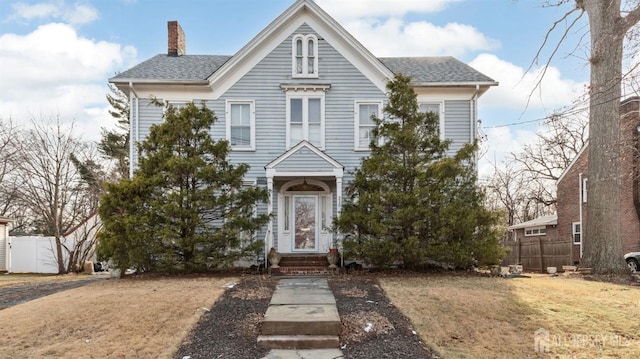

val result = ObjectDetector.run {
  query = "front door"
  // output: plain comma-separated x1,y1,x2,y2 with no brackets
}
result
277,179,332,253
293,195,317,250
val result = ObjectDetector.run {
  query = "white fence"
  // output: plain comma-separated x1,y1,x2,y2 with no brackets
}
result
8,236,67,274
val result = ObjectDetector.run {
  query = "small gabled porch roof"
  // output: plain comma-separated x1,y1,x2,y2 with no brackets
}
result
265,140,344,178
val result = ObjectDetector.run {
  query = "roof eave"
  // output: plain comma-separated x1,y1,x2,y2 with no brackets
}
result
109,78,210,86
411,81,499,87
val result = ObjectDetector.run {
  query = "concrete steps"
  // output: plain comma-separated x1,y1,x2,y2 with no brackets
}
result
259,278,342,351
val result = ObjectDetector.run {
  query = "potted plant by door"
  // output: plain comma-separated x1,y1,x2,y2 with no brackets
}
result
327,247,339,269
268,247,281,268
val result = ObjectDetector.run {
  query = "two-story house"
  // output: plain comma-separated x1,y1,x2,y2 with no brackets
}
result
109,0,497,257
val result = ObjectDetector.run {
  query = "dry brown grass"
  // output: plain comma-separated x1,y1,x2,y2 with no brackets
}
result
0,273,95,288
0,275,235,358
380,274,640,359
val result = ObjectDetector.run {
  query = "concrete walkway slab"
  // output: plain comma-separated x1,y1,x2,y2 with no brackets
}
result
261,349,344,359
262,304,340,335
270,290,336,305
259,276,341,350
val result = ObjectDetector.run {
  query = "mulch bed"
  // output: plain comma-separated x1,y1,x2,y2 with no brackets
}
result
175,274,435,359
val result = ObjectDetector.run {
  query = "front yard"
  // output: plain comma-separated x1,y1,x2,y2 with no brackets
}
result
0,272,637,358
380,273,640,358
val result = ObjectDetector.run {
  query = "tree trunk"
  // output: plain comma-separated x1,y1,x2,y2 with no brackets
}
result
582,0,627,273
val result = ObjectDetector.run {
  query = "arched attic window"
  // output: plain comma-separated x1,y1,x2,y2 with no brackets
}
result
292,34,318,78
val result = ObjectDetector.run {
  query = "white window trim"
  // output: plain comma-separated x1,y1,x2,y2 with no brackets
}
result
285,90,325,149
419,101,445,140
292,34,318,78
572,222,581,244
225,100,256,151
524,226,547,237
354,100,383,151
582,178,588,203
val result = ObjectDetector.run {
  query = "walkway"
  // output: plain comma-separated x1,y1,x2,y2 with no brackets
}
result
258,277,344,359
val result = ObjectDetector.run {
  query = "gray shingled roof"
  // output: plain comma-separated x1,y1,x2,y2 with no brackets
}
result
110,54,494,85
111,54,231,82
378,56,495,84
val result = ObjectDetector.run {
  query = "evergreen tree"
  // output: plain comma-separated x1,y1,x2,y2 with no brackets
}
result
337,74,505,269
99,84,130,179
98,102,269,272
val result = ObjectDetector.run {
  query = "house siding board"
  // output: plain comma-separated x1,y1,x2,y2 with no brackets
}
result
444,100,471,155
276,150,336,171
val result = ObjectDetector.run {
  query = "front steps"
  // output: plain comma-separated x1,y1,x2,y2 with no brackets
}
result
270,254,339,276
258,278,341,351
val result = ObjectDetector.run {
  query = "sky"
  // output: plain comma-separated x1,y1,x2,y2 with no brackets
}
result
0,0,595,178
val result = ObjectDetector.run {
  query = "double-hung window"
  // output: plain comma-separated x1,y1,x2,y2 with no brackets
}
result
226,100,255,151
287,93,324,148
572,222,581,244
292,34,318,78
420,102,444,139
354,101,382,150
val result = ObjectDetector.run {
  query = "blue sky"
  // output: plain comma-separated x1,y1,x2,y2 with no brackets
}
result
0,0,592,177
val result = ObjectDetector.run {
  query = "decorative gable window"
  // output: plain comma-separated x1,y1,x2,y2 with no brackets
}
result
292,34,318,78
420,102,445,139
225,100,255,151
354,101,382,150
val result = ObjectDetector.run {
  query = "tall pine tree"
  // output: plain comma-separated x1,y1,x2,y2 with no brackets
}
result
98,102,269,272
337,74,504,269
99,84,130,179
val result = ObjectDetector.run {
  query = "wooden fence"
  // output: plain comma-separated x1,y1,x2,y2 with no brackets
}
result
501,236,574,272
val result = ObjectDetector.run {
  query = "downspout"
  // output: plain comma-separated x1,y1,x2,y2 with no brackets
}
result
579,172,583,259
470,85,480,169
129,82,139,178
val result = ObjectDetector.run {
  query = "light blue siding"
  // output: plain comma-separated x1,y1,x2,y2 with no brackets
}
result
275,148,336,172
444,100,472,155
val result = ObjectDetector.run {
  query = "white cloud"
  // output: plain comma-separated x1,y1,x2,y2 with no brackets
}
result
470,53,586,111
478,126,538,179
0,23,137,141
316,0,498,57
316,0,461,20
9,1,99,25
344,18,499,57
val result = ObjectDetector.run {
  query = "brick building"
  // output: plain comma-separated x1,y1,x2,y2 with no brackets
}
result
557,97,640,262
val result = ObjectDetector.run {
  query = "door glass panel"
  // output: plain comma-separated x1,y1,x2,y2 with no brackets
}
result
284,196,290,231
294,196,317,250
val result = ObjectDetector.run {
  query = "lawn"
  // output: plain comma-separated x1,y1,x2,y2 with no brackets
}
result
380,273,640,359
0,275,235,358
1,272,638,358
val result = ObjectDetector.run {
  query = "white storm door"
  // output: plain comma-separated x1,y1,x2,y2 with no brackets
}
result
293,195,318,251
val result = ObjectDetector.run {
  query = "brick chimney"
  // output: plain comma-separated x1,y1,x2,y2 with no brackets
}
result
168,21,185,56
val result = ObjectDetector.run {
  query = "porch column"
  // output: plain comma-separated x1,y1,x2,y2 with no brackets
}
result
267,176,274,253
336,176,342,218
